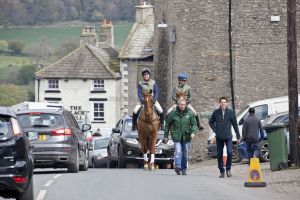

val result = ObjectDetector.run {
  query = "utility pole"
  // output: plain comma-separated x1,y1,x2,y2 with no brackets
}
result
287,0,299,166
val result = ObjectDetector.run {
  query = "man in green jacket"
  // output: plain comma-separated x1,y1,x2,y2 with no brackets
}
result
164,98,199,175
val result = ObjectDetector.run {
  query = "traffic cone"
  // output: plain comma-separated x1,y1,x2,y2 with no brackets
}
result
223,144,227,166
244,158,267,187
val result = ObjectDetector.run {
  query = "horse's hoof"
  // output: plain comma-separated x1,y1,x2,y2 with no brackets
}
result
143,164,149,170
149,164,155,171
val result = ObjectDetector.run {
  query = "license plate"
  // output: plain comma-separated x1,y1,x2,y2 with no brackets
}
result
38,135,47,141
155,149,162,154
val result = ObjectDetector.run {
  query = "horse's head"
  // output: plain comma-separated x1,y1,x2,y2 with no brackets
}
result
142,90,154,115
176,92,188,101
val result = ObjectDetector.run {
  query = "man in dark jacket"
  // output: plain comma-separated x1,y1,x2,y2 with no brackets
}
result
242,107,264,159
164,99,199,175
209,97,240,178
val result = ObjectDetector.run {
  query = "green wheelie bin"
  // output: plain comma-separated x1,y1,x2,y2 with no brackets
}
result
264,124,288,171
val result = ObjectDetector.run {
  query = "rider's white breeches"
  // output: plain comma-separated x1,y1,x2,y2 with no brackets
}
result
133,101,163,114
166,104,197,115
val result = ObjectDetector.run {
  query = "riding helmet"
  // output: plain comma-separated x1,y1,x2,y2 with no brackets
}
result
177,73,188,81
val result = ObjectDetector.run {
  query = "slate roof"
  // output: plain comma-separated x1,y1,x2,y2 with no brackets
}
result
119,14,154,59
35,45,120,79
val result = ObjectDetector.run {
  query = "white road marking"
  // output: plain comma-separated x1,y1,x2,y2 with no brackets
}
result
44,180,54,187
36,190,47,200
53,174,62,179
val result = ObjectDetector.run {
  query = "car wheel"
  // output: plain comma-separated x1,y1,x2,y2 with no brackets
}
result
118,147,126,168
79,148,89,171
68,148,79,173
259,140,269,162
232,144,242,163
107,148,117,168
16,178,33,200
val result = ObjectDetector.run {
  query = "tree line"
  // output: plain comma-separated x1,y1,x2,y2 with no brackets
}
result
0,0,154,26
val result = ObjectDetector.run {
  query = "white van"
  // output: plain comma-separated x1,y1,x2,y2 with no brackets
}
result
207,95,299,162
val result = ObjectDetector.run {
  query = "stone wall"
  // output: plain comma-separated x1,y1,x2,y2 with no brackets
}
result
154,0,300,161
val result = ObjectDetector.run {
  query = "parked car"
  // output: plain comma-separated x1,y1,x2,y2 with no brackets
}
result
0,107,34,200
107,115,174,168
88,137,110,168
207,96,300,163
16,108,91,173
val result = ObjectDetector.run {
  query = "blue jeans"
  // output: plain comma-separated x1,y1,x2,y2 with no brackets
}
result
246,141,260,158
216,137,233,173
174,141,190,172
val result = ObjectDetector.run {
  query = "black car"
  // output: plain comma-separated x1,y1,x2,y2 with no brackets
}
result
0,107,34,200
16,108,91,173
107,115,174,168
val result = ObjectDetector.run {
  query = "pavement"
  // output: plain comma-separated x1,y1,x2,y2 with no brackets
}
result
190,159,300,198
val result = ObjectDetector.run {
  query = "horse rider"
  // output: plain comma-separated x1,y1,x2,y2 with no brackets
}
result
166,73,204,130
131,68,164,131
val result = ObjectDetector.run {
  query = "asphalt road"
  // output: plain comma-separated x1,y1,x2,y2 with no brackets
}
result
0,167,293,200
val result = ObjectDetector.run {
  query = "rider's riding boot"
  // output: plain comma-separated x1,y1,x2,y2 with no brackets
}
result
159,113,164,130
195,115,204,130
132,113,137,131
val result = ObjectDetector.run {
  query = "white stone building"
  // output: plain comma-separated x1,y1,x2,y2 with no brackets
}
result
35,22,121,132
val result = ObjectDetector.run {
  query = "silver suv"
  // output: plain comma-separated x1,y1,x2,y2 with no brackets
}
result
17,108,91,173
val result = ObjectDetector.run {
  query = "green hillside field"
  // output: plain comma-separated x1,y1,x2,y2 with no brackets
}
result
0,21,133,50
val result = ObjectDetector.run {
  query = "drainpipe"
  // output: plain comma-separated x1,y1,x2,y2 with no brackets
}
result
37,78,40,102
229,0,235,112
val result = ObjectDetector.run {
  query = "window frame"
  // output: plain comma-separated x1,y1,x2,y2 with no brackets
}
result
48,79,59,90
93,102,105,122
92,80,105,91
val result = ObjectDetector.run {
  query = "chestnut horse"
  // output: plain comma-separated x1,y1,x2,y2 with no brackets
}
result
136,92,160,170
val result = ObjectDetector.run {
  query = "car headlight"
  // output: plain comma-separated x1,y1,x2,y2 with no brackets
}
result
126,138,139,144
167,139,174,146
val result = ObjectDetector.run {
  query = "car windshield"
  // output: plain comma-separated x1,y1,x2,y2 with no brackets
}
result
124,120,132,132
94,139,109,149
0,116,12,139
18,113,64,128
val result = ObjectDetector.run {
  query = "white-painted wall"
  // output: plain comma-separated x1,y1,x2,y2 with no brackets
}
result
35,78,121,132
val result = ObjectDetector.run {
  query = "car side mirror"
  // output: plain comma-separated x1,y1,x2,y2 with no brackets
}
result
112,128,121,133
238,118,244,125
82,124,91,132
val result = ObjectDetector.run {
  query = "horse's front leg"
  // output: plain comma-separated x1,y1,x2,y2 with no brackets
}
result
148,133,157,171
139,138,149,170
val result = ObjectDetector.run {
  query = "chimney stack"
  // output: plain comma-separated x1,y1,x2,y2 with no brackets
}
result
99,19,114,47
135,1,154,23
80,26,98,47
